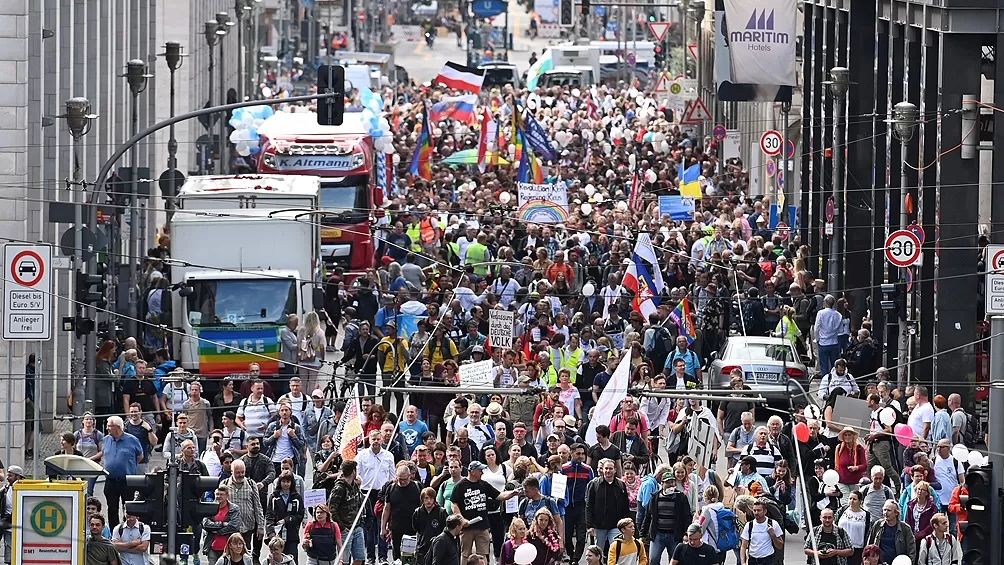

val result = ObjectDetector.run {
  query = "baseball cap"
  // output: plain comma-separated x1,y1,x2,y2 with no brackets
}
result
223,410,238,421
8,466,23,477
468,461,488,472
517,375,531,384
311,389,324,399
472,345,485,355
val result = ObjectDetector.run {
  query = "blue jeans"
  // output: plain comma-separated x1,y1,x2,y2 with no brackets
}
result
363,514,388,561
343,526,366,563
593,528,619,552
648,532,677,565
818,344,841,375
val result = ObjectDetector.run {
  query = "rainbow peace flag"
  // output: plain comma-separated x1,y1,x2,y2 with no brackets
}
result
668,299,697,345
409,104,434,180
195,327,281,376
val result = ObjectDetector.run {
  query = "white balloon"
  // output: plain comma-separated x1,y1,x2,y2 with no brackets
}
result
571,88,581,98
628,154,636,167
645,170,657,184
628,88,639,98
508,144,516,155
581,282,595,296
635,96,645,106
514,543,537,565
616,201,628,212
659,140,671,153
229,130,244,144
804,404,822,421
596,131,605,142
653,132,666,143
499,192,512,204
611,128,623,140
890,556,912,565
392,153,401,165
602,142,611,155
951,444,970,463
253,118,265,128
594,193,605,203
879,407,897,427
968,451,985,466
379,117,391,131
433,128,443,137
382,143,394,154
580,203,593,215
822,469,840,487
584,184,596,197
236,143,252,157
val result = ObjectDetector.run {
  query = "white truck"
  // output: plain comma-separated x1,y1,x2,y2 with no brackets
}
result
169,174,323,396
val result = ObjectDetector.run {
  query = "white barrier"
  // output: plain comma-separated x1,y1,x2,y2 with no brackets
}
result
391,25,424,42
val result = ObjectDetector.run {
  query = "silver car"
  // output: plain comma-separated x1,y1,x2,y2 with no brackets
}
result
707,336,811,401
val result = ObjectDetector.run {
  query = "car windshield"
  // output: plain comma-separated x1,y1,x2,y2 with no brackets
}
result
482,68,516,88
725,342,795,363
186,279,296,326
541,74,583,87
320,177,369,224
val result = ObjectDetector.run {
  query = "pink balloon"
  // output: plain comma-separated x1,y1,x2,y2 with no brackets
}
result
894,423,914,447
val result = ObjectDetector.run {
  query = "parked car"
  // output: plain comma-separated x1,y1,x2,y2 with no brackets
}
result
707,336,811,402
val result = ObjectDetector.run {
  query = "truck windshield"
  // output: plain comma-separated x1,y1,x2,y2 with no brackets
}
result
482,68,517,88
186,279,296,326
320,177,370,224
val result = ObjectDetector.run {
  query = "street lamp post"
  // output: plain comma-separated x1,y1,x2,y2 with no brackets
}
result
160,42,184,221
889,101,920,389
203,21,224,174
689,0,705,138
216,12,235,175
56,98,96,417
825,66,849,294
235,0,245,103
121,60,152,340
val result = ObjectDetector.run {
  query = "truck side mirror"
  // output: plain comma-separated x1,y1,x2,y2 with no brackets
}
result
312,287,325,310
178,284,194,298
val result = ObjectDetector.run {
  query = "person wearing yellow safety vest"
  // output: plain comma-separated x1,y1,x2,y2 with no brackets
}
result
405,217,423,253
463,233,493,277
539,350,560,387
563,334,585,377
415,204,441,252
546,334,572,383
772,305,802,347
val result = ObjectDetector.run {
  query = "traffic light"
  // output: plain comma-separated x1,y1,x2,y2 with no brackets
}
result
76,270,107,308
654,43,665,70
316,64,345,127
126,471,167,530
581,0,590,13
559,0,573,26
960,463,992,565
179,472,220,530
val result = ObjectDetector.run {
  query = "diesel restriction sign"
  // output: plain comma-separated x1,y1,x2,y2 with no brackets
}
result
3,244,52,340
884,230,921,268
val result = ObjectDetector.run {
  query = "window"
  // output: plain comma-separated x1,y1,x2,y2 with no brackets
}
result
320,177,370,224
186,279,296,327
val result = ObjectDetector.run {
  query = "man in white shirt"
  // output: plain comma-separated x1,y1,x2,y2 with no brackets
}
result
908,385,935,441
263,404,305,477
237,380,277,439
356,429,397,563
220,411,248,457
932,439,965,531
111,510,152,565
640,374,671,453
740,499,784,565
277,376,309,426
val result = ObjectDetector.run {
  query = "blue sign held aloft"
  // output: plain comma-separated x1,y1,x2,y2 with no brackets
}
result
659,196,696,221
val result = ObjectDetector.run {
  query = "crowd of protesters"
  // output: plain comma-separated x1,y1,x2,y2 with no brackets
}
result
65,77,985,565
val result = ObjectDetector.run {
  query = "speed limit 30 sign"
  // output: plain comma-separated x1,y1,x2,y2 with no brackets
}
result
885,230,922,267
760,130,782,156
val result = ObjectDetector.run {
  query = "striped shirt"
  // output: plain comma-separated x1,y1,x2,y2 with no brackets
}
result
739,442,782,478
237,395,277,438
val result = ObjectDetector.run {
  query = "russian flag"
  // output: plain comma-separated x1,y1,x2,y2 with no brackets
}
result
430,94,478,124
433,62,485,94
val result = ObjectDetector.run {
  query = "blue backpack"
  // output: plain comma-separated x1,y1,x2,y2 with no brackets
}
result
712,507,740,552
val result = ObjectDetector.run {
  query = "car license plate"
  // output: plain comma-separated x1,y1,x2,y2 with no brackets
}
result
753,372,779,382
321,227,343,239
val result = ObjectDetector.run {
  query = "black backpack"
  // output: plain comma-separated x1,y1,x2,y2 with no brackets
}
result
956,408,980,448
650,326,674,370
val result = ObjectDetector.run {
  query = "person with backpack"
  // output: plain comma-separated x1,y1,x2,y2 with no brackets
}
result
696,485,739,556
948,393,979,448
857,466,897,527
607,518,647,565
739,288,767,337
865,394,903,495
662,336,703,386
739,499,784,565
670,523,724,565
110,510,151,565
639,471,692,565
916,512,962,565
644,313,676,374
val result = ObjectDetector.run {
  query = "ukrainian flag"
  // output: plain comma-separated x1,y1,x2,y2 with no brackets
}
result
678,163,702,198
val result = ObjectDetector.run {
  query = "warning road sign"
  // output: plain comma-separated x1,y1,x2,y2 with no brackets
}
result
648,21,671,42
680,98,711,124
653,72,673,93
3,244,52,341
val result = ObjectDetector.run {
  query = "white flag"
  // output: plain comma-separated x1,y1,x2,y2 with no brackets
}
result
723,0,797,86
585,353,633,444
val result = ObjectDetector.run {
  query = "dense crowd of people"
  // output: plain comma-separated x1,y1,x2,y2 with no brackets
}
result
65,78,985,565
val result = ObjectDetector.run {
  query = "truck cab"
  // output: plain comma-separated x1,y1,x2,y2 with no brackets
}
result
170,175,323,395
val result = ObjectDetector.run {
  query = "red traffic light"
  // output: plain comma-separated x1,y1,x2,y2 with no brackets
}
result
654,45,662,53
